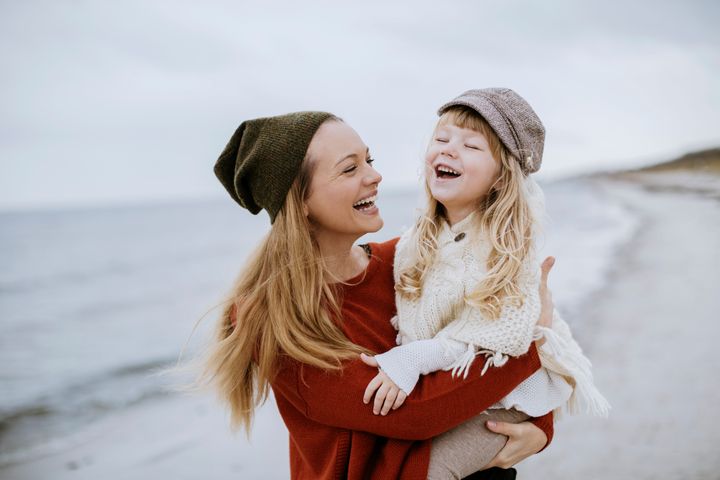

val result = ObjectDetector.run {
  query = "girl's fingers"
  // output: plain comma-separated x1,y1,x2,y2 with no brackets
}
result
392,391,407,410
380,388,398,416
363,374,383,404
373,383,391,415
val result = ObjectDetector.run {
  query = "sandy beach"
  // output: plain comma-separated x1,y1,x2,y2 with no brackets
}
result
519,168,720,479
2,166,719,479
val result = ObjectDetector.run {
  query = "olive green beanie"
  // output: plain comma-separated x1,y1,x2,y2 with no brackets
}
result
214,111,335,223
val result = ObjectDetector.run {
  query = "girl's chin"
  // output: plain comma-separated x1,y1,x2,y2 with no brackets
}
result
429,185,462,204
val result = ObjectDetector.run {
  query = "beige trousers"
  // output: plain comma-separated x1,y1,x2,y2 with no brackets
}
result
427,408,530,480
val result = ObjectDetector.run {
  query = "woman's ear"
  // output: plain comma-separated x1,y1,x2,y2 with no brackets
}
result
303,202,309,217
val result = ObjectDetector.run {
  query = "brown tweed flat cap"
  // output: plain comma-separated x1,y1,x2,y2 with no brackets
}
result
438,88,545,174
214,111,334,223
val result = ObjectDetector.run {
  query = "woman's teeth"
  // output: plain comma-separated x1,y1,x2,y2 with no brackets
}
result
353,195,377,210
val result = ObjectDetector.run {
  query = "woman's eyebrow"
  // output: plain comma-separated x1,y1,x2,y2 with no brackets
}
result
335,147,369,166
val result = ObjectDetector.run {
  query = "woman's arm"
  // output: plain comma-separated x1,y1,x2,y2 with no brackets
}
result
271,343,542,441
528,411,554,450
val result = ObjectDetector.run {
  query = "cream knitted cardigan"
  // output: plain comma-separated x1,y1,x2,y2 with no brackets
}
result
376,180,610,417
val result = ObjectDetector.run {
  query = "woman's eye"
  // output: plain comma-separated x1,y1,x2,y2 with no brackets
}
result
366,157,375,165
343,165,358,174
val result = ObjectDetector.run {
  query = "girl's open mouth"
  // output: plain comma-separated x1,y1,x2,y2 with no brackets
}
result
435,165,462,179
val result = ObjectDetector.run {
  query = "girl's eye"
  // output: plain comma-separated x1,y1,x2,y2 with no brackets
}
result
435,138,448,143
465,144,480,150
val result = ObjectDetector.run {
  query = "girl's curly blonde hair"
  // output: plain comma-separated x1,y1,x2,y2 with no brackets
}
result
396,105,536,324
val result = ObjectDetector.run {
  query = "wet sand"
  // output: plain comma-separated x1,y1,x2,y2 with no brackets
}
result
519,169,720,479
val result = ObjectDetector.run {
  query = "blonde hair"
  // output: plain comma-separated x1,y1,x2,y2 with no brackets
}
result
397,106,535,322
199,118,368,434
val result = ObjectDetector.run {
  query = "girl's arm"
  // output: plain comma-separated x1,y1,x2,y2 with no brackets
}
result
270,342,542,441
373,337,468,394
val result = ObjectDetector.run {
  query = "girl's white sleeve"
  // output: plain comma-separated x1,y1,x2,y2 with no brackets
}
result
374,338,468,395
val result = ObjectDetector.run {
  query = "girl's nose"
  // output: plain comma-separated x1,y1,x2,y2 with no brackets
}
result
440,144,457,158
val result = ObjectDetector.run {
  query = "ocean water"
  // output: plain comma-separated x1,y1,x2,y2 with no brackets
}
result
0,178,637,466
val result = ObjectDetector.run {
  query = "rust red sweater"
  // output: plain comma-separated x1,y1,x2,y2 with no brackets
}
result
269,238,553,479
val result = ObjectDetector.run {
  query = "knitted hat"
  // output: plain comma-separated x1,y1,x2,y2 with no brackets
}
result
214,111,334,222
437,88,545,174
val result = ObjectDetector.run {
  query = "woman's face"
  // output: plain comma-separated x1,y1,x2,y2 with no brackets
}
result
304,120,383,242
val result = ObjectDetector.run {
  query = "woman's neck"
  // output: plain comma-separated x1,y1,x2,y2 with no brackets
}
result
314,233,368,283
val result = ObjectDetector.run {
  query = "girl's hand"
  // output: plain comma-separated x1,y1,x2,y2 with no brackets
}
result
360,353,408,415
484,419,548,468
537,256,555,329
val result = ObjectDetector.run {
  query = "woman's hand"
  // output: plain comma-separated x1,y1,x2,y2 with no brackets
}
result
360,353,408,415
535,257,555,348
484,419,548,469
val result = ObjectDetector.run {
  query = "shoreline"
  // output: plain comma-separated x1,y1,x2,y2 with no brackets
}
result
518,168,720,478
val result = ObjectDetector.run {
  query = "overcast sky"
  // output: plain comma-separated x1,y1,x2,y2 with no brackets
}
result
2,0,719,210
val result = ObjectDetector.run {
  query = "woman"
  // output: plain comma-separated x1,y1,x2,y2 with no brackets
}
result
204,111,554,479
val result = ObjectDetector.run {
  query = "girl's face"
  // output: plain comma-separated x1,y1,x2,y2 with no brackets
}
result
425,122,500,219
304,120,383,241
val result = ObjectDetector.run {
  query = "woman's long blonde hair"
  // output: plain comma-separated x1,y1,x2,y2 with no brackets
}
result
396,106,535,323
200,118,367,433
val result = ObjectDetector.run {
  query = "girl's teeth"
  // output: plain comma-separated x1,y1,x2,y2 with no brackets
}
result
437,166,460,175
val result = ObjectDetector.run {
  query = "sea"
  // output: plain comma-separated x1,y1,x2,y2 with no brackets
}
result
0,177,638,467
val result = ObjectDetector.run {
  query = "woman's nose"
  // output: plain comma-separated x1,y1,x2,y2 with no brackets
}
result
365,165,382,185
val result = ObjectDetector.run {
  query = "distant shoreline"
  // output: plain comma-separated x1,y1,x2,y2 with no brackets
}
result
3,148,718,215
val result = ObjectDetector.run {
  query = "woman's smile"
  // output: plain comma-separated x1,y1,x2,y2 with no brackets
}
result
352,192,379,215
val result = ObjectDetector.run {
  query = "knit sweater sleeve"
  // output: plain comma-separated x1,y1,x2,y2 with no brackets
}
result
374,338,468,394
270,343,543,441
530,411,554,451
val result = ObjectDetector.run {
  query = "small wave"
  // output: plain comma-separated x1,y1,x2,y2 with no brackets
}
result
0,357,180,465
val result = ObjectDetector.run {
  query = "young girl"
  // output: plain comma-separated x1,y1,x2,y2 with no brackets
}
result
361,88,610,478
